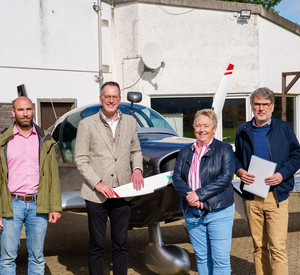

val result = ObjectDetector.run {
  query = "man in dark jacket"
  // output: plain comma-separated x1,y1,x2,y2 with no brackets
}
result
235,87,300,275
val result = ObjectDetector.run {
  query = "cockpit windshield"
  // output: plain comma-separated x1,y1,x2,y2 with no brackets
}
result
53,103,176,163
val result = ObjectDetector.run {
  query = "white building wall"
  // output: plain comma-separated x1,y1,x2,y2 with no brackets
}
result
257,17,300,136
0,0,113,106
108,4,141,100
110,2,300,132
258,17,300,93
0,0,299,132
0,68,99,104
111,3,261,107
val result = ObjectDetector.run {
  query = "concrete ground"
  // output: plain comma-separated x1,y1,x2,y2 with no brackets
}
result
14,193,300,274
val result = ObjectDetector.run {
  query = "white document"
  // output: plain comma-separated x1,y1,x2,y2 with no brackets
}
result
112,171,173,198
243,155,277,198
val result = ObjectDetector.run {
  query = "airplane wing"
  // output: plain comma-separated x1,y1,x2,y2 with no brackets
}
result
61,174,300,217
62,190,85,210
232,179,247,221
61,171,174,209
211,63,234,121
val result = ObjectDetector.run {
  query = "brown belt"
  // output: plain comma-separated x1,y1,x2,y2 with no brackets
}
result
11,194,37,202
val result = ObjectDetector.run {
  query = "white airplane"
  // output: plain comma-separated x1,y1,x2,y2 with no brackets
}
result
48,63,235,274
114,64,235,200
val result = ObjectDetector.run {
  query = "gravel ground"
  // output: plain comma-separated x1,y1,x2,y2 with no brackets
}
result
13,193,300,274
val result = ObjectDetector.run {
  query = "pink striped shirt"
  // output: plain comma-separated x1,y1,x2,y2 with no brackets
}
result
188,140,212,191
7,125,40,195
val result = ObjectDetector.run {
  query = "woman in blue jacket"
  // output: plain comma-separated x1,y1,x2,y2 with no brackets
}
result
172,109,235,275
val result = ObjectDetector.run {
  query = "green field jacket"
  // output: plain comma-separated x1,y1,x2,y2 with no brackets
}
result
0,123,62,218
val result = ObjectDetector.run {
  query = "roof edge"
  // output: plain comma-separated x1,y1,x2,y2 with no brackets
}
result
102,0,300,36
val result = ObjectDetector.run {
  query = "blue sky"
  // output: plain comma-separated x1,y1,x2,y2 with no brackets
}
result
276,0,300,25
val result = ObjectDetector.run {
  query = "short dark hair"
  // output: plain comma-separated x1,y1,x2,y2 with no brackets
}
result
100,81,120,96
250,87,275,105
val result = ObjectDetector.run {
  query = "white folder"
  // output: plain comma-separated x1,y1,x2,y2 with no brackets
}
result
243,155,277,198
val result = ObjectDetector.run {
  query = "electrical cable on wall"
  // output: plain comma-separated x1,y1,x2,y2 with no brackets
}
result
50,98,58,120
122,70,145,91
156,4,194,16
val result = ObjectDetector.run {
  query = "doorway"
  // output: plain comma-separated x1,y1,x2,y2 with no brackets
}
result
38,99,77,130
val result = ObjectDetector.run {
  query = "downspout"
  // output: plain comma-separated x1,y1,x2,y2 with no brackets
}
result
94,0,104,94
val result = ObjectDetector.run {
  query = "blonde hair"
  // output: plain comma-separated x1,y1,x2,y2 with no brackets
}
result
193,109,217,128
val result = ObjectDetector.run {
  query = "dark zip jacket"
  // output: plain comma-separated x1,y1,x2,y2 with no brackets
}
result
235,118,300,203
172,138,235,213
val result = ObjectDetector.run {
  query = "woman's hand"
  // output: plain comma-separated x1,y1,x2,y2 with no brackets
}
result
186,191,203,208
190,200,204,209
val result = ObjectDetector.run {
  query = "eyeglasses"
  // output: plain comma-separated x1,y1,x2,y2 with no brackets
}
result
253,102,272,109
101,95,120,101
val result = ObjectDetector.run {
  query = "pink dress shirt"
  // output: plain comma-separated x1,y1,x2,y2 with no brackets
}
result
6,125,40,195
188,140,212,191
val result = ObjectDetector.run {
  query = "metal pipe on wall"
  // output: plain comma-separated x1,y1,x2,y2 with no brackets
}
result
95,0,104,93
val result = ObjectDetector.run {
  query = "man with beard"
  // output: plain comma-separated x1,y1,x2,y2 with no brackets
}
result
0,96,62,274
235,87,300,275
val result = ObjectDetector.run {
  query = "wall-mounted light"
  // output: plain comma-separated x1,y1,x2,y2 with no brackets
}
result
239,9,251,20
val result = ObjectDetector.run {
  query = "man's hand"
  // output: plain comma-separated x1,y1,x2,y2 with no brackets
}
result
95,181,115,198
131,169,144,191
265,172,283,186
238,168,255,185
0,217,3,230
48,212,61,223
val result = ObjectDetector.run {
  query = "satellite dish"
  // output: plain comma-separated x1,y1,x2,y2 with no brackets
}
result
142,43,163,70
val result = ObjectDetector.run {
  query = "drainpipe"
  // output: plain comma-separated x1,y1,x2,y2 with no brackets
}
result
94,0,104,94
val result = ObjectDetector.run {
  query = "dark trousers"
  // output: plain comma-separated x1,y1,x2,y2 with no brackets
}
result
86,199,131,275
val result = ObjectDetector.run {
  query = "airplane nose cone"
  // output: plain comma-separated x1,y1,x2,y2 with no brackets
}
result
145,223,190,274
145,244,191,274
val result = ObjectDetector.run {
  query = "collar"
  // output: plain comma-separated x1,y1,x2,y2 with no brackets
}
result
191,138,214,151
100,108,121,123
13,123,36,136
252,118,272,128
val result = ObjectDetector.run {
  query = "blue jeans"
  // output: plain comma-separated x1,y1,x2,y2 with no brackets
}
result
0,197,48,275
184,203,235,275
